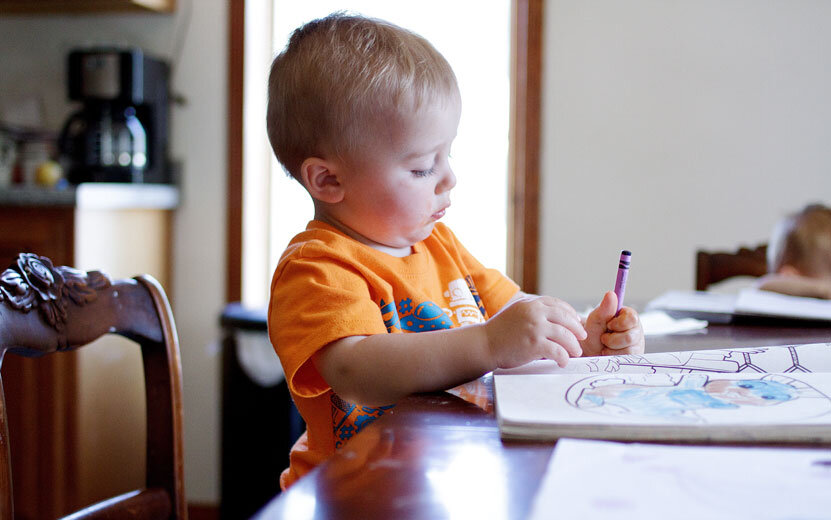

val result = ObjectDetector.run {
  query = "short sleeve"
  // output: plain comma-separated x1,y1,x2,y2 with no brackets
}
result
268,257,389,398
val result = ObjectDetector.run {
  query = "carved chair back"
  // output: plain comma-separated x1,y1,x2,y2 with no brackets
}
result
0,253,186,520
695,244,769,291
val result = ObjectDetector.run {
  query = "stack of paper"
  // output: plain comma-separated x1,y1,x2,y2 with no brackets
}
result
645,288,831,323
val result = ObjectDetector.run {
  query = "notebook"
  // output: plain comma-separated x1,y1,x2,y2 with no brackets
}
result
494,342,831,443
645,288,831,323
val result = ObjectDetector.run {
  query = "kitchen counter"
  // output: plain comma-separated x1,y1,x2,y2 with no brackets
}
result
0,183,179,209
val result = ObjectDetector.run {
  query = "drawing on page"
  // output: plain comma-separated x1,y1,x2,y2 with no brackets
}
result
576,343,831,375
565,373,831,423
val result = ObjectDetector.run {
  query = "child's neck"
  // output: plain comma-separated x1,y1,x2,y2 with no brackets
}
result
313,212,414,257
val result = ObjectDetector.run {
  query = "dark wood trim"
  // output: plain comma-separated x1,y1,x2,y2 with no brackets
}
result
0,0,176,14
188,502,220,520
509,0,543,293
0,206,78,518
226,0,244,303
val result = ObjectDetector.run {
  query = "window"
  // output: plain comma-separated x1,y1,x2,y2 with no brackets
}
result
228,1,542,306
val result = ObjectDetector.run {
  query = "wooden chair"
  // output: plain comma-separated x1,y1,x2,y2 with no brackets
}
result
0,253,186,520
695,244,768,291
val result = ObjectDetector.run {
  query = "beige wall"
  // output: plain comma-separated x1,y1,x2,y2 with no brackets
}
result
75,208,171,506
540,1,831,303
0,0,227,503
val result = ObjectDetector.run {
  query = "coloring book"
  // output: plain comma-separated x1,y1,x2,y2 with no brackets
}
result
494,342,831,442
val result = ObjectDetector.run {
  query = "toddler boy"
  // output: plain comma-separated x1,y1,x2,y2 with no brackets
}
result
266,12,645,489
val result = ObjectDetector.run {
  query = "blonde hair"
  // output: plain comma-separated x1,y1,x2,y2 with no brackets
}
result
768,204,831,277
266,13,459,179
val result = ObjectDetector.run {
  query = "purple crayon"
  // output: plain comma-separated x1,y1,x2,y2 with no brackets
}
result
614,250,631,316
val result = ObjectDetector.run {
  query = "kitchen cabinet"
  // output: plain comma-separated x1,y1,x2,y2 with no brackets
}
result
0,183,178,519
0,0,175,15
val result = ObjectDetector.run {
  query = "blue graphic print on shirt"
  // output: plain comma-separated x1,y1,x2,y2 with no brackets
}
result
381,297,454,333
331,393,394,449
465,275,487,317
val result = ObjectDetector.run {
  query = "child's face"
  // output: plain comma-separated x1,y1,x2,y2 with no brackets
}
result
327,95,461,255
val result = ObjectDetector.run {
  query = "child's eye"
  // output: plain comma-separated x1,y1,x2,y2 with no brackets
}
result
411,167,435,177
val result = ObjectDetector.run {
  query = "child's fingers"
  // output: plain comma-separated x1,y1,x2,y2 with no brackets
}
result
537,295,583,324
540,299,587,340
600,329,641,350
544,324,583,358
606,307,640,332
541,343,571,368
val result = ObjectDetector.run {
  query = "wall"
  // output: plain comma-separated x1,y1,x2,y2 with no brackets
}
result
540,1,831,303
0,0,226,503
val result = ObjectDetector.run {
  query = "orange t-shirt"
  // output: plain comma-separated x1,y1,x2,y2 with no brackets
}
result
268,221,519,489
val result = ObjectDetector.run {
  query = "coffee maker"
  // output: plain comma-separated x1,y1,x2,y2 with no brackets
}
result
59,48,171,184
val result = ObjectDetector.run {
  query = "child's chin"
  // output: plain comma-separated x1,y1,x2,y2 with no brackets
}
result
382,225,435,249
414,224,436,241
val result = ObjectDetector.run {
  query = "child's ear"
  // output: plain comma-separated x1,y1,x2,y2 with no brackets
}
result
300,157,344,203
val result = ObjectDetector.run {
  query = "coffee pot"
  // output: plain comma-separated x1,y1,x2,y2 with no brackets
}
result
60,102,147,183
58,48,170,184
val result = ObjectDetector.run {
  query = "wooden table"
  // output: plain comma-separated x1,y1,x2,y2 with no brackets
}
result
254,322,831,519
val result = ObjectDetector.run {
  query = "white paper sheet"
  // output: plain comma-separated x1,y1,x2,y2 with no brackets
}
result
735,288,831,320
646,290,736,313
528,439,831,520
645,288,831,322
638,310,708,335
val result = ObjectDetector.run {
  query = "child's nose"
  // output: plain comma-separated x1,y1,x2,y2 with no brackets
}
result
436,166,456,193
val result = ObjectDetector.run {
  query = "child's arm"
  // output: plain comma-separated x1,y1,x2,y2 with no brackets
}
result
580,290,645,357
756,273,831,300
313,294,586,407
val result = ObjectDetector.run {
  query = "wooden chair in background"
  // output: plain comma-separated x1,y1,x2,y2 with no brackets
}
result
695,244,768,291
0,253,186,520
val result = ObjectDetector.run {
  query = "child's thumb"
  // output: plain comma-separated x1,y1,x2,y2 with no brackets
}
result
594,291,618,323
586,291,616,331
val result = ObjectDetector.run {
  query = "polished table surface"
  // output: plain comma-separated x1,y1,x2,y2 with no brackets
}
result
255,321,831,519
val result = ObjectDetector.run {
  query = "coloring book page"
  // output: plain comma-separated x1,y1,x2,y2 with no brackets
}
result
494,344,831,442
495,372,831,441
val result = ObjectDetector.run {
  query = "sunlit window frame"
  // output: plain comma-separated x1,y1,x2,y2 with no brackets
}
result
226,0,543,304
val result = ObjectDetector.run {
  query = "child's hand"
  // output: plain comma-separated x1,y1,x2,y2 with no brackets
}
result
581,290,645,357
484,295,587,368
